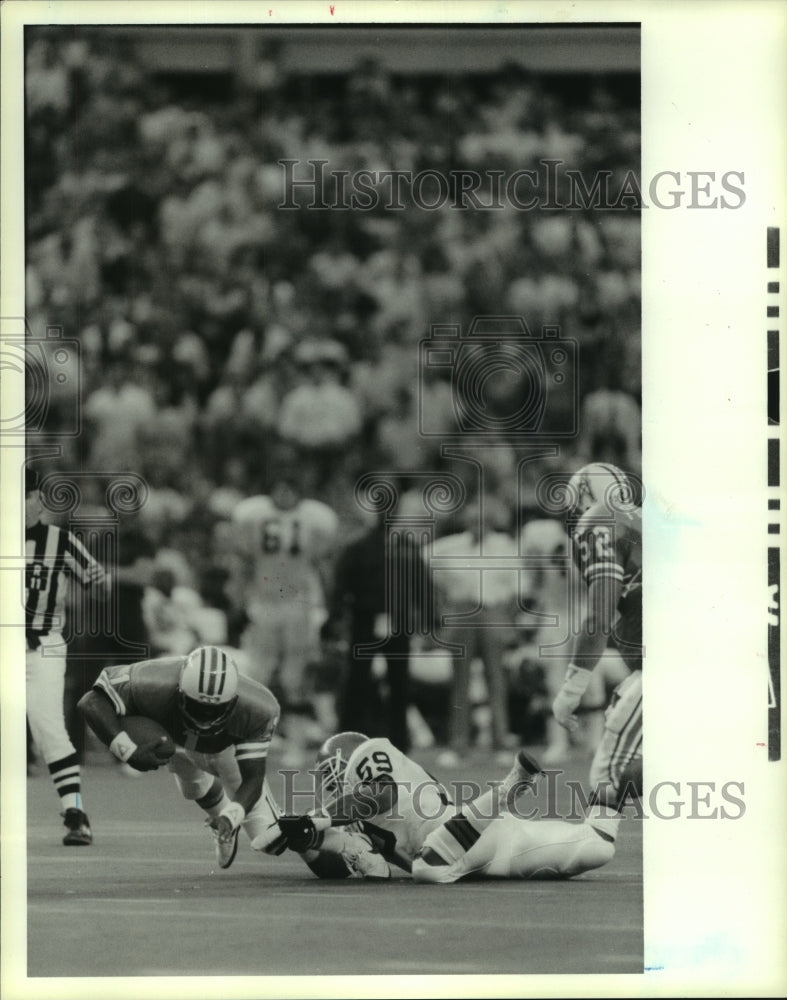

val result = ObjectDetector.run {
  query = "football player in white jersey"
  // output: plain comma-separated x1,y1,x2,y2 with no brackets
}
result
259,731,620,883
229,462,339,758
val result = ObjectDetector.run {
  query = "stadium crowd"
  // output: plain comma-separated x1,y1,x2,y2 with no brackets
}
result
25,29,641,760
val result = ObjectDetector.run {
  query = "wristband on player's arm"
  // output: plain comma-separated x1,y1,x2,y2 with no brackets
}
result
109,731,138,763
561,664,593,697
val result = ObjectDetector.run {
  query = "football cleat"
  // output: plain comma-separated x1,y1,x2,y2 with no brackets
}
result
212,825,240,870
62,808,93,846
498,749,544,811
340,832,391,880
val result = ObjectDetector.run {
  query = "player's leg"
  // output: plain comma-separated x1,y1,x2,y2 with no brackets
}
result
446,628,473,759
412,749,543,881
480,622,513,756
277,604,321,764
477,814,615,880
26,641,92,845
540,637,572,765
413,808,617,883
384,642,410,754
167,748,240,868
588,670,642,808
580,651,629,754
240,613,279,688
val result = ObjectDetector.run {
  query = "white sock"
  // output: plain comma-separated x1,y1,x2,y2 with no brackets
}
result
61,792,81,812
204,792,231,820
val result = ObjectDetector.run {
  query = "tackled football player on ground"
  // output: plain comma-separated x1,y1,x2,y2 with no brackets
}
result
254,732,622,883
77,646,386,877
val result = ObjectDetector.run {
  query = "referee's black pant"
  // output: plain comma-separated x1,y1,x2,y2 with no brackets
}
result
339,621,410,754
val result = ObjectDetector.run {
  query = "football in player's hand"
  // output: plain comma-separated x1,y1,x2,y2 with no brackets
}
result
122,716,176,761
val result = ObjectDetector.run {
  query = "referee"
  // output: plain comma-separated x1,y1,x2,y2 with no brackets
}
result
25,467,106,845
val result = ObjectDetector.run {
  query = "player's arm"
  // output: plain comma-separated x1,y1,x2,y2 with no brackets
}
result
229,753,269,819
553,571,623,730
65,531,108,596
209,708,279,843
275,777,398,852
553,523,623,730
77,670,169,771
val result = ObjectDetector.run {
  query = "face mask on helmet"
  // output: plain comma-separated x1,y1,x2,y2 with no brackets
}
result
178,646,239,734
567,462,634,519
315,732,368,806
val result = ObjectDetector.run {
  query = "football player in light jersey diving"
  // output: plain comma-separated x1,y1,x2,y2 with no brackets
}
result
253,731,621,884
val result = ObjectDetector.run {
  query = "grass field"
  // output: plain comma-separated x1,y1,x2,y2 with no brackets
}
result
26,746,643,981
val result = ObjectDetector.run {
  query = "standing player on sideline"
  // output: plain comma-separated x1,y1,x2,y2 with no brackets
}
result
260,731,621,883
228,461,339,758
551,462,643,808
25,467,106,846
77,646,384,877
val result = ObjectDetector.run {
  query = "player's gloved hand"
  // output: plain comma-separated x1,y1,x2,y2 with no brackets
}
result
110,731,170,772
552,665,593,732
278,813,331,852
128,739,170,771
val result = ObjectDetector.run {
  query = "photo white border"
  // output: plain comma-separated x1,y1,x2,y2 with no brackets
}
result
2,1,786,997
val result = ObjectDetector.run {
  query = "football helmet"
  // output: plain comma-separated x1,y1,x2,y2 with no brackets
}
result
315,732,369,805
567,462,634,518
178,646,239,734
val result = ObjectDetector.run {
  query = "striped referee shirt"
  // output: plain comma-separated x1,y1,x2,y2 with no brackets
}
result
25,520,105,649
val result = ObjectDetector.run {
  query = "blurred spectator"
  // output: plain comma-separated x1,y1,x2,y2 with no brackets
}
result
578,387,642,471
426,497,520,765
83,359,156,473
278,339,362,491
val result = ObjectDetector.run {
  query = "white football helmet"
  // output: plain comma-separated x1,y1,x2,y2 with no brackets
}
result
178,646,239,734
567,462,634,517
315,732,369,804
